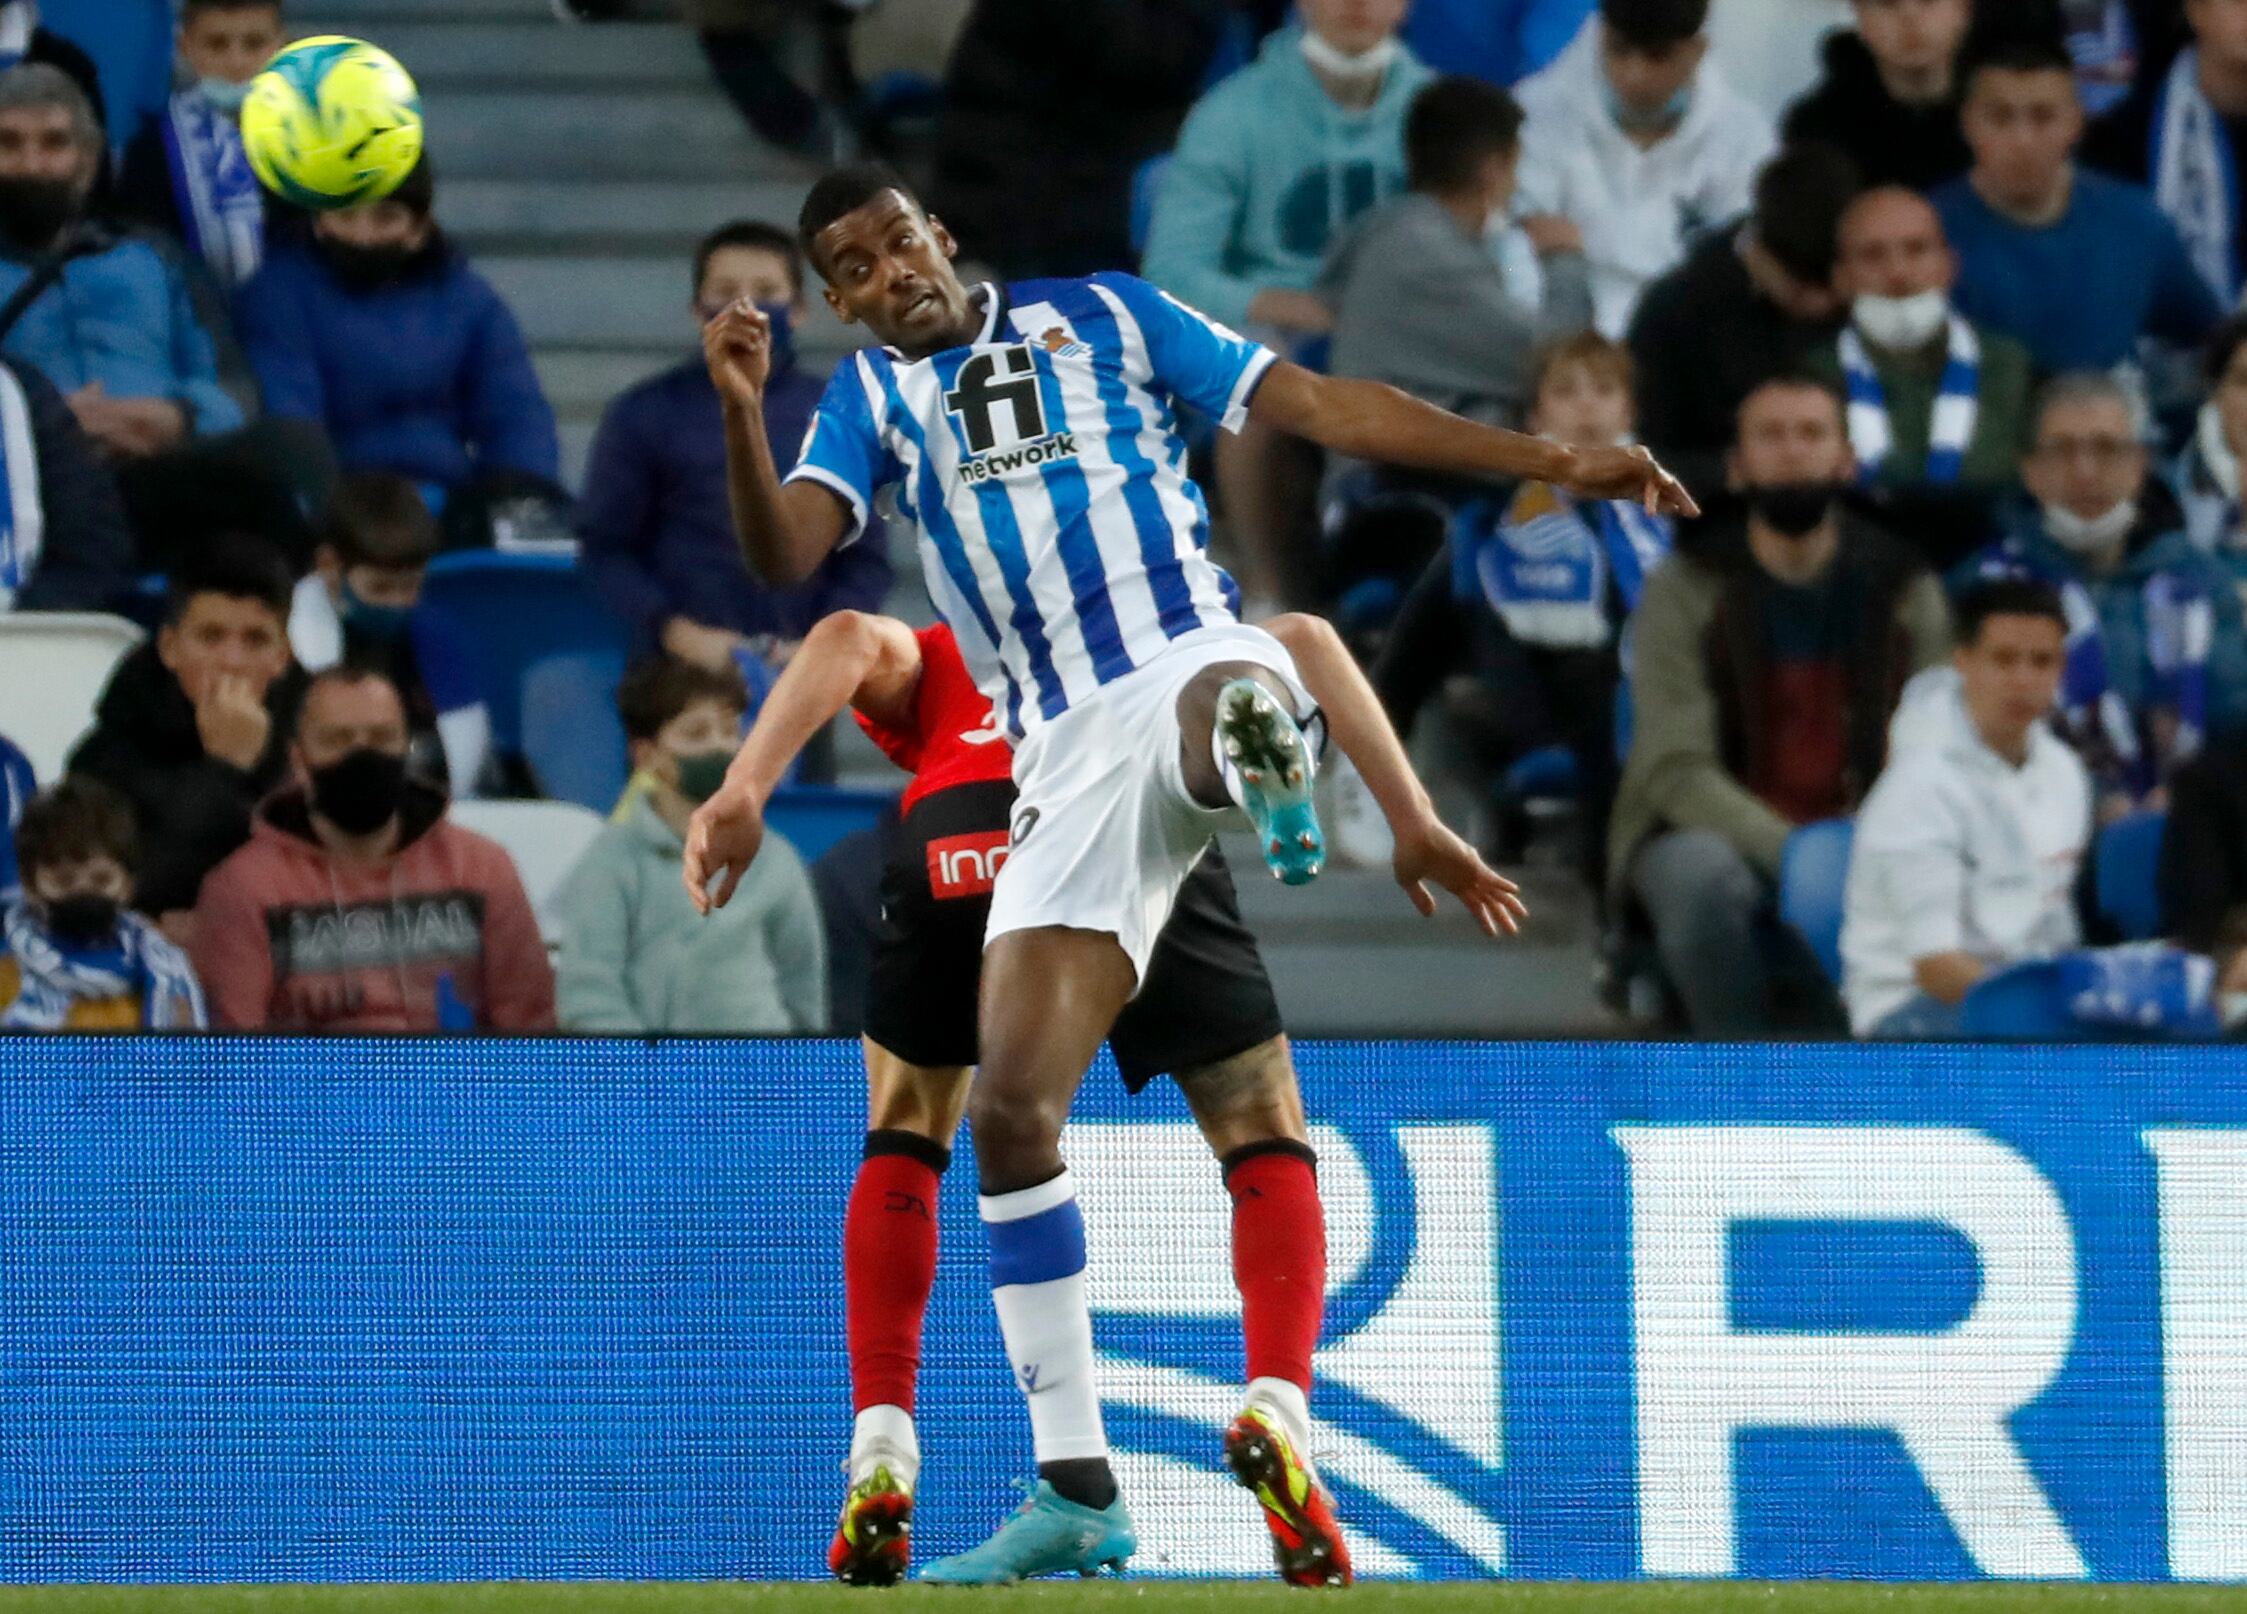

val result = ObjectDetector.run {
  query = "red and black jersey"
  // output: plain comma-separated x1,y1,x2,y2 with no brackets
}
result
852,623,1015,815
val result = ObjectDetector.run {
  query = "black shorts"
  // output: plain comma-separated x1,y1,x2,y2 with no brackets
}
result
863,779,1284,1091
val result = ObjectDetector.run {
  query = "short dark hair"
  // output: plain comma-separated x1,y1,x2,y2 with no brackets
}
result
1405,78,1524,194
320,472,437,570
380,154,435,219
1752,141,1863,285
303,662,403,714
15,778,137,881
2207,312,2247,387
164,536,293,627
1954,576,2068,646
1962,37,2078,99
797,162,920,271
180,0,283,18
616,654,749,743
1600,0,1709,51
1736,367,1847,434
694,220,803,300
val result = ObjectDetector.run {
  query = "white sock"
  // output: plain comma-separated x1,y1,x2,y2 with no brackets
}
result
849,1402,920,1490
982,1170,1109,1463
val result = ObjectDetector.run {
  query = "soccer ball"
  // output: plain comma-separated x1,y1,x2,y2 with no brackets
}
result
240,36,423,211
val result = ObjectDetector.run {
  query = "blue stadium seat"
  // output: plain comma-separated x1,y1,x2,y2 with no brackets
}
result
1960,959,2085,1039
1779,818,1855,987
520,652,630,814
0,732,33,900
1506,745,1579,801
2096,811,2167,942
420,553,631,757
766,785,897,864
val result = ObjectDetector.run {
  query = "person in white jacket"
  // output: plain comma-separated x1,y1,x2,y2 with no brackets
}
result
1842,576,2092,1036
1514,0,1776,337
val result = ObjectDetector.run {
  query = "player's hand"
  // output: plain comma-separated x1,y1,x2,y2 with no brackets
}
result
682,781,766,916
195,674,271,772
702,297,772,410
1559,443,1700,520
1391,815,1528,939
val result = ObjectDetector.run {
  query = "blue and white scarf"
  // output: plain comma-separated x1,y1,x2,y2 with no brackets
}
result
0,901,206,1029
160,90,266,289
1457,482,1672,650
1840,316,1980,486
0,363,44,613
2152,48,2242,305
2143,569,2215,770
0,4,32,72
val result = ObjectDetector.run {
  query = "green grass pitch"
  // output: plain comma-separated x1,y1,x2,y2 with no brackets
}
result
0,1585,2239,1613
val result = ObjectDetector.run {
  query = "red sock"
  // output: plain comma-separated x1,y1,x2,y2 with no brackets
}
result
1225,1142,1327,1390
845,1132,948,1414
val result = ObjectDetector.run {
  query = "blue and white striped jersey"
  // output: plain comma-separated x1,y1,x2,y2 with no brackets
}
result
785,272,1276,738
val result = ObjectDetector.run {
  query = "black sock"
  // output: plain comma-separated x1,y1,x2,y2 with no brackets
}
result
1039,1456,1118,1511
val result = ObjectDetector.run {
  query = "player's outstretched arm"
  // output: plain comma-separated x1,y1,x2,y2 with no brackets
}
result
682,611,924,915
1265,613,1528,940
704,300,853,584
1247,363,1699,519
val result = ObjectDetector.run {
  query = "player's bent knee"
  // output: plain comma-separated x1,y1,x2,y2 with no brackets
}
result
966,1081,1069,1190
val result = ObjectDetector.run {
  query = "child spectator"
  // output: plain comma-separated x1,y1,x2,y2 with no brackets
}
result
189,666,554,1031
67,539,306,933
553,655,825,1033
116,0,284,290
1,778,206,1029
1784,0,1977,191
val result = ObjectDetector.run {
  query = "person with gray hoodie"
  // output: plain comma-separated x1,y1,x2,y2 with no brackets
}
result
553,654,826,1034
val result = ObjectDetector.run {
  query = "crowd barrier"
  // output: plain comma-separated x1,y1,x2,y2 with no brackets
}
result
3,1037,2244,1582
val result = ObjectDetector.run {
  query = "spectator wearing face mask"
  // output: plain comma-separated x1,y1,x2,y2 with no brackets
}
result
553,655,826,1033
1784,0,1977,191
0,778,206,1030
577,220,890,675
117,0,286,290
189,665,554,1032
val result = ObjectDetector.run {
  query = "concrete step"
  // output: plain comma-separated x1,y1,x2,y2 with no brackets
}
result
441,178,810,253
418,87,805,181
297,22,706,86
484,252,864,351
534,347,675,415
299,0,551,22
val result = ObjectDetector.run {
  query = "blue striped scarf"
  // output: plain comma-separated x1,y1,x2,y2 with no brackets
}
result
1454,482,1672,651
1839,316,1979,486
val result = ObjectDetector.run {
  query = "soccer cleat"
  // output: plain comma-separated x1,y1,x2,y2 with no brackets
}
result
829,1464,914,1586
1225,1404,1354,1588
1215,678,1324,886
917,1480,1137,1584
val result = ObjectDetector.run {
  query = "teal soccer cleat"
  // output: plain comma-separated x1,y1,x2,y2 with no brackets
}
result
918,1481,1137,1584
1215,677,1324,885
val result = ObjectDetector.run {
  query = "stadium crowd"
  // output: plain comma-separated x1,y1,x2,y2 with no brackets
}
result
4,0,2247,1040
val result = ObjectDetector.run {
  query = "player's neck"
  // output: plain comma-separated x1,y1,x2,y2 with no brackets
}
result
895,287,990,361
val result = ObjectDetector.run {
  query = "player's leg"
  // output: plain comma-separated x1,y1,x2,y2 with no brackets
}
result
1177,659,1325,885
832,1039,970,1586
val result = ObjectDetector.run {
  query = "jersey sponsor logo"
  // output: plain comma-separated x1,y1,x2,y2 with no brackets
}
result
959,710,1009,747
928,829,1011,899
944,344,1081,484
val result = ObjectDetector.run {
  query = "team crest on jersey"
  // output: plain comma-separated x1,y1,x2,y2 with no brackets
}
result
945,344,1081,484
1038,326,1089,360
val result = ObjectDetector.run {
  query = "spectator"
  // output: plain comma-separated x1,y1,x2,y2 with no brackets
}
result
1374,332,1668,895
1142,0,1429,609
2177,314,2247,571
0,777,205,1028
66,539,305,931
0,353,133,613
1514,0,1775,338
0,64,320,572
1321,78,1592,441
554,655,825,1032
1609,373,1951,1033
287,472,489,796
189,665,554,1031
1783,0,1977,191
1842,578,2090,1036
1810,185,2033,571
578,221,890,673
1956,372,2247,809
931,0,1227,280
116,0,283,290
0,1,103,132
2163,736,2247,952
0,729,30,898
1934,38,2225,378
1628,143,1859,508
233,157,562,539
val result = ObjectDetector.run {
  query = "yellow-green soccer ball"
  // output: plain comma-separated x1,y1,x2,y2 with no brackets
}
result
240,36,423,211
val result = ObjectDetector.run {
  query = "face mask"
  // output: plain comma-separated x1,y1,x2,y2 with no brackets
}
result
2042,498,2138,554
339,577,414,642
310,747,408,835
1852,288,1950,351
0,175,77,249
672,749,734,805
1744,480,1842,537
2224,991,2247,1030
315,234,425,291
197,76,252,113
1299,29,1399,82
43,893,120,948
1601,74,1693,134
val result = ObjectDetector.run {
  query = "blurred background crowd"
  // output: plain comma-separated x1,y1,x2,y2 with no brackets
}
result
2,0,2245,1043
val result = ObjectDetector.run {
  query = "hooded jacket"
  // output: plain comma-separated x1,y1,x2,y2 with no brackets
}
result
1141,27,1431,331
66,641,308,917
1514,18,1775,337
1781,29,1974,193
188,779,555,1032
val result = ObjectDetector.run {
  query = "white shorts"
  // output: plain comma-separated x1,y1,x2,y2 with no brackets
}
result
984,623,1310,986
